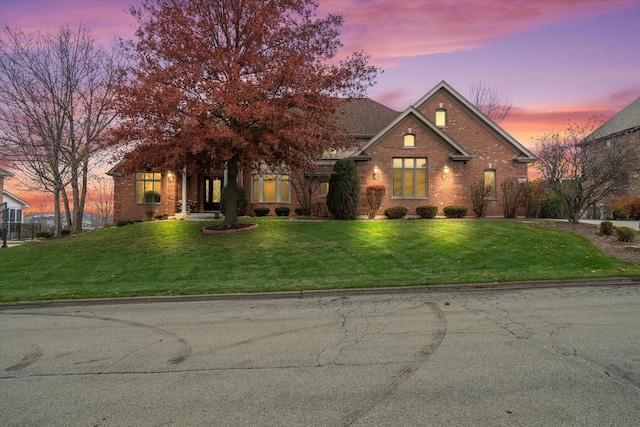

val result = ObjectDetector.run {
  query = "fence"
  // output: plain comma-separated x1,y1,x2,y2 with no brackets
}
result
0,223,43,241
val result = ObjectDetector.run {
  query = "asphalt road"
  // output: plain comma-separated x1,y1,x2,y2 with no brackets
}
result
1,284,639,426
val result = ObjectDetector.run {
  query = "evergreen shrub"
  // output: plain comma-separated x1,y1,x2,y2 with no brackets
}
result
416,205,438,219
385,206,408,219
616,227,636,242
326,158,360,220
275,207,290,217
254,207,270,217
600,220,613,236
295,207,311,216
443,205,468,218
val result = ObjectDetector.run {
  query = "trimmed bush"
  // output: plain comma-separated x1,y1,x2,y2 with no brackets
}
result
254,207,270,217
326,158,360,220
616,227,636,243
385,206,408,219
36,230,53,239
443,205,468,218
365,185,386,219
295,207,311,216
60,229,72,236
274,207,290,217
117,220,133,227
416,205,437,219
600,220,613,236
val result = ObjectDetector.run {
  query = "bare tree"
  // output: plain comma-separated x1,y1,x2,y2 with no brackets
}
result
0,25,124,234
534,117,640,223
88,175,113,228
469,80,512,124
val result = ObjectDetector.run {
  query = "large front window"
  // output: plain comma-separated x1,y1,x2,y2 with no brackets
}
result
135,172,162,204
252,173,290,203
392,158,428,198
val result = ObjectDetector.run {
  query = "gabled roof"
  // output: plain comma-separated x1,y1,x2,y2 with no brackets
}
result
336,98,400,138
356,106,473,161
413,80,536,163
2,190,30,208
583,96,640,142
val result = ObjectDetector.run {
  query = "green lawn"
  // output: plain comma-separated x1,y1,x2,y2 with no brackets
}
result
1,218,638,302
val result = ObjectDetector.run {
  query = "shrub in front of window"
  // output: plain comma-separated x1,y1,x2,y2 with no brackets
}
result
600,220,613,236
275,207,290,216
365,185,386,219
616,226,636,242
221,183,248,216
295,207,311,216
416,205,437,219
384,206,408,219
469,179,487,217
443,205,468,218
254,207,270,217
326,158,360,220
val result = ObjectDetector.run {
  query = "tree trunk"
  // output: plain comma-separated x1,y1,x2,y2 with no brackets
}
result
53,190,63,236
62,189,72,229
222,157,239,227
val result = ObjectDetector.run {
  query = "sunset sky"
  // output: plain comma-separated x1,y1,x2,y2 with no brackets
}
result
1,0,639,210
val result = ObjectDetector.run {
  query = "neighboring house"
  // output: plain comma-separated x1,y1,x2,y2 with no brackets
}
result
582,97,640,219
109,80,536,221
1,168,31,240
0,167,10,198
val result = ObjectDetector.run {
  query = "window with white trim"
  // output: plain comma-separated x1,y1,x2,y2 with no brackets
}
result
251,173,290,203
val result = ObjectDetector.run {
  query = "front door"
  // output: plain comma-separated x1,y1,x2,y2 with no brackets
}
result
203,176,222,211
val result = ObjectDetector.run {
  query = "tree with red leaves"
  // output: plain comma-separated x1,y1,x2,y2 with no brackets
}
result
110,0,379,227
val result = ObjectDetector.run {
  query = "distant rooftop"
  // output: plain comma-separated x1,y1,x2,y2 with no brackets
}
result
584,97,640,142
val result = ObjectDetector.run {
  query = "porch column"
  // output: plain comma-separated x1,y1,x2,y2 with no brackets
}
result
175,166,188,220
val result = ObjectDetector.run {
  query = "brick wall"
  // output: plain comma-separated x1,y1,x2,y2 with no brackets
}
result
356,89,529,218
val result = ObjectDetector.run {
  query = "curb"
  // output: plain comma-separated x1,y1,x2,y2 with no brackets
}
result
1,277,639,310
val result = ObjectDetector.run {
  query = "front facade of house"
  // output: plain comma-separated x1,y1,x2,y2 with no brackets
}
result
110,81,535,222
582,97,640,219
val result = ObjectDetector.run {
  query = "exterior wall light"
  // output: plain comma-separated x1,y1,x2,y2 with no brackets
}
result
373,164,380,180
442,164,450,180
167,172,174,182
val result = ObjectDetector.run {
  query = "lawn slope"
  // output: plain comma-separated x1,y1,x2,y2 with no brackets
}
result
1,218,638,302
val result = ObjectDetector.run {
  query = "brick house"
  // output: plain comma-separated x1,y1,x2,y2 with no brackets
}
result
581,96,640,219
109,81,535,221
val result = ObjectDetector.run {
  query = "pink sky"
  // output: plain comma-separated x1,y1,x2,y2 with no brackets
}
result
1,0,639,209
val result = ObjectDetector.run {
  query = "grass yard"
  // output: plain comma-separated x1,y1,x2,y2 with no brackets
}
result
1,218,639,302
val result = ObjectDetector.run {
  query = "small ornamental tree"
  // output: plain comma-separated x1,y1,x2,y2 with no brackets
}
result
327,158,360,220
612,197,640,220
501,177,524,219
524,179,548,219
470,179,487,217
365,185,386,219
